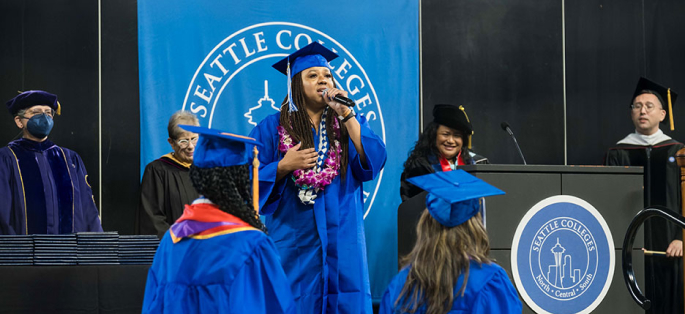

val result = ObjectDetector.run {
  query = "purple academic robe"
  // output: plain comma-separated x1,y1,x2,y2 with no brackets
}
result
0,138,102,234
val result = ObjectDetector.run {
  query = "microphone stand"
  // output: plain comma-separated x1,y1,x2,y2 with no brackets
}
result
510,133,527,165
502,123,527,165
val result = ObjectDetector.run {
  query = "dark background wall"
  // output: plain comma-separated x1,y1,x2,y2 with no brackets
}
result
0,0,139,234
422,0,565,165
422,0,685,166
1,0,684,230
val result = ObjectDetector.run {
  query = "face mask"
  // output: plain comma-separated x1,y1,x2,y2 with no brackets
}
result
26,113,54,138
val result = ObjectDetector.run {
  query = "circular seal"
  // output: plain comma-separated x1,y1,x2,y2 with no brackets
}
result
180,22,385,218
511,195,615,314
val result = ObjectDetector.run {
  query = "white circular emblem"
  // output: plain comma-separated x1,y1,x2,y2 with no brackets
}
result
511,195,615,314
181,22,385,218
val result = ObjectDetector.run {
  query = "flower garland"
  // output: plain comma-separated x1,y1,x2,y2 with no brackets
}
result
277,108,342,204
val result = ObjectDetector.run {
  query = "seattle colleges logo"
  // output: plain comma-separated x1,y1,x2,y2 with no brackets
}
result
181,22,385,218
511,196,615,314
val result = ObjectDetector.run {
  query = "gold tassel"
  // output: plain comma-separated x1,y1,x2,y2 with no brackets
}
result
252,147,260,216
668,88,674,131
56,101,62,116
460,105,474,149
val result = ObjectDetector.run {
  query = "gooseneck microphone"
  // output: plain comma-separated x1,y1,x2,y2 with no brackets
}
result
323,88,356,107
501,121,527,165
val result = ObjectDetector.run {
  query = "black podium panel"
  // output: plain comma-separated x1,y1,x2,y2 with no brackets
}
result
464,165,644,250
475,172,560,249
398,165,644,254
397,191,428,259
562,173,644,249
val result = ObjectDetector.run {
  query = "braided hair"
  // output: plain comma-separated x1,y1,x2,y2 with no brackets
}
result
189,164,266,231
279,71,349,177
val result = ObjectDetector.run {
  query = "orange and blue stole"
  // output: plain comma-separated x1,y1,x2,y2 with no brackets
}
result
169,199,257,243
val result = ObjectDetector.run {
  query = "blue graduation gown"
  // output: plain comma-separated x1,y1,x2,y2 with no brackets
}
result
379,261,522,314
0,138,102,234
249,112,387,314
142,216,295,313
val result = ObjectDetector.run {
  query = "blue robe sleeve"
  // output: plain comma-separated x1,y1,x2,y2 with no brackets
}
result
470,267,523,313
378,285,396,314
69,152,103,232
142,264,161,313
349,114,387,182
228,237,295,314
249,114,287,215
378,268,409,314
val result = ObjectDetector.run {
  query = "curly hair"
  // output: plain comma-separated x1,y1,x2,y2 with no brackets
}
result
189,164,266,231
279,71,349,178
396,211,491,314
403,122,472,169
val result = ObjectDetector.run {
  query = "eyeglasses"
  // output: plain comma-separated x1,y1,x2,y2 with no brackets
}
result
631,103,660,112
22,109,54,119
176,137,198,148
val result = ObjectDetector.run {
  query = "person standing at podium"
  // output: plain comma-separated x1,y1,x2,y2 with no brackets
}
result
604,77,683,314
400,104,488,201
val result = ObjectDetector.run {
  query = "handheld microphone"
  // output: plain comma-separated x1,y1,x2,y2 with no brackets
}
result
323,88,356,107
501,121,527,165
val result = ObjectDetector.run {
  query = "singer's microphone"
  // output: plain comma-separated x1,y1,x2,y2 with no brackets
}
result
323,88,356,107
501,121,527,165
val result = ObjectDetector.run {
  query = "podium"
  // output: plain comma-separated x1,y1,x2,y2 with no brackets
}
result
397,165,646,313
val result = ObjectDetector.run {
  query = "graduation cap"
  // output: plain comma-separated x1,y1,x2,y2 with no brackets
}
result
432,104,474,148
6,90,61,116
406,170,504,227
272,42,339,112
179,125,264,214
631,77,678,131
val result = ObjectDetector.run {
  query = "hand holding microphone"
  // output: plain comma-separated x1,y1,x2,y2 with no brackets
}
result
323,88,356,107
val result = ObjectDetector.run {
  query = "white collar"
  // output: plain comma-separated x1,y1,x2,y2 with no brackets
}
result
617,129,671,146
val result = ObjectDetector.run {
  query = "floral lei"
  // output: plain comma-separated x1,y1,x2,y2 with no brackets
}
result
277,108,342,204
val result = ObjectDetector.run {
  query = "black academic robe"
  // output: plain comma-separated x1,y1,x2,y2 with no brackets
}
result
400,150,488,202
605,139,684,314
136,155,199,238
0,138,102,234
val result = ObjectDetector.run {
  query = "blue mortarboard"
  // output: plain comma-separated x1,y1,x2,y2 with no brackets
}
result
272,42,338,112
406,170,505,227
6,90,61,115
179,125,263,168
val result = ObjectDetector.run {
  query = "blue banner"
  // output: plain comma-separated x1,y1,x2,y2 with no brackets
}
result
138,0,418,301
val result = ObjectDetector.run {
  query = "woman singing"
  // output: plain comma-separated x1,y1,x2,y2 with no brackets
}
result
249,42,387,313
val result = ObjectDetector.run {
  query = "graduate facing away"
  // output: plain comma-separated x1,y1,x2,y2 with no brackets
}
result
142,126,294,314
249,42,387,313
380,170,522,314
